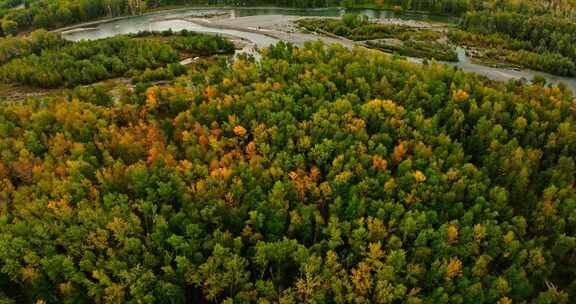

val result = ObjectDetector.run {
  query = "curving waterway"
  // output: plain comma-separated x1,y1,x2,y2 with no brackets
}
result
58,7,576,93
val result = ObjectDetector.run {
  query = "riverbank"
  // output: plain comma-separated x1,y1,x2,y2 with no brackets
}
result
53,6,342,33
54,5,456,34
187,15,576,91
55,7,576,93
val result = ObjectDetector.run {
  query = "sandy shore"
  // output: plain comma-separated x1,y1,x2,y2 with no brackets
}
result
187,15,357,48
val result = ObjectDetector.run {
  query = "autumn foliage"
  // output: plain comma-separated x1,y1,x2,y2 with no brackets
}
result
0,41,574,303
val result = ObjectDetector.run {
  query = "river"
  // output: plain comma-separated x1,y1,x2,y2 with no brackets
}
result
58,7,576,93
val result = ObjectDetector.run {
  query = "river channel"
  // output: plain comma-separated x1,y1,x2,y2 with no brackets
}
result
58,6,576,93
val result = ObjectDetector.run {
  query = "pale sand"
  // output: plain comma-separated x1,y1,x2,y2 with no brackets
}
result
186,15,357,48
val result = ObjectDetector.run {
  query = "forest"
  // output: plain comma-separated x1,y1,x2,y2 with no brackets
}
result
0,0,574,302
0,30,234,88
0,40,574,303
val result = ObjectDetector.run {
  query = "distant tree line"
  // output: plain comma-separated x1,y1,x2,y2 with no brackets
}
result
1,0,576,36
298,14,458,61
342,0,576,17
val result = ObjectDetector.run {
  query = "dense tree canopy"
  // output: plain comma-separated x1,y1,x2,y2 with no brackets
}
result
0,29,234,88
0,41,574,303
